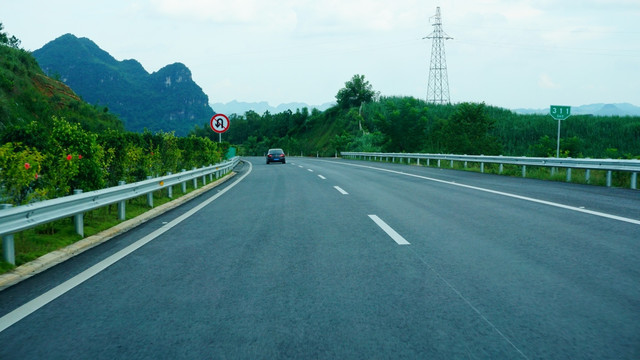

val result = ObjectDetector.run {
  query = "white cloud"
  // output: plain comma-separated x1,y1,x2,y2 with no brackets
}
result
150,0,298,30
150,0,424,35
538,74,558,89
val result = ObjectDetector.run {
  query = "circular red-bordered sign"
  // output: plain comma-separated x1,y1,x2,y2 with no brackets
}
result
210,113,230,133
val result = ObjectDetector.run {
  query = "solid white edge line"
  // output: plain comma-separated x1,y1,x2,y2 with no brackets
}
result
334,186,349,195
322,160,640,226
0,161,254,334
369,215,410,245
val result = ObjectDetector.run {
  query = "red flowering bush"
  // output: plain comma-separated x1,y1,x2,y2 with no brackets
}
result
0,143,46,205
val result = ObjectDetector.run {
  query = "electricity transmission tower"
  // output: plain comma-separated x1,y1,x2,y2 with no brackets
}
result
424,7,453,104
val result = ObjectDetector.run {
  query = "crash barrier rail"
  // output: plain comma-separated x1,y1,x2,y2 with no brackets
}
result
0,157,240,265
340,152,639,190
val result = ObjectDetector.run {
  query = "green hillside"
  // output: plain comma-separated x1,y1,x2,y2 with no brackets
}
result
1,25,225,207
32,34,214,136
193,75,640,160
0,34,124,133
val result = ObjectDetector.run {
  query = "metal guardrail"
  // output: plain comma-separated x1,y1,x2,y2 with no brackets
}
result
0,157,240,264
341,152,640,189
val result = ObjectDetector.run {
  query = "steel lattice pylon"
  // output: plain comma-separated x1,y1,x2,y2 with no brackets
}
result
425,7,452,104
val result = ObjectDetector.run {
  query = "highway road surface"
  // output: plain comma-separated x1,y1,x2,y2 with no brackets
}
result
1,157,639,359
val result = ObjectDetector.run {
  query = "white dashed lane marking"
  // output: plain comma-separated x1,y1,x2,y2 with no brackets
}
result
334,186,349,195
368,215,410,245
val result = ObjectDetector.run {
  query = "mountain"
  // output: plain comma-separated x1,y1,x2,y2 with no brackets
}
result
211,100,335,116
32,34,213,136
0,39,124,133
513,103,640,116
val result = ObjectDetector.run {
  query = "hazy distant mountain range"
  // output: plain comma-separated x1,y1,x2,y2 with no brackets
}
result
513,103,640,116
216,101,640,117
211,100,335,116
33,34,213,135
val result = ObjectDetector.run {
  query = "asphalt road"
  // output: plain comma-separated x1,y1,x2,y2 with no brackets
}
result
1,157,638,359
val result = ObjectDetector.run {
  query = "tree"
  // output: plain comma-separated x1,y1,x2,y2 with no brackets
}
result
441,102,502,155
0,23,21,48
336,74,377,109
374,97,429,152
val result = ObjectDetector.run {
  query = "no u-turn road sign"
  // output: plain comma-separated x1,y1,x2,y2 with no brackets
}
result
210,113,230,134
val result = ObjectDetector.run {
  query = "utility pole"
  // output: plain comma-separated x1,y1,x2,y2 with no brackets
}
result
424,7,453,104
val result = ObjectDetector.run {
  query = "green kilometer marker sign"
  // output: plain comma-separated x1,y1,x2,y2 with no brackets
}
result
550,105,571,158
550,105,571,120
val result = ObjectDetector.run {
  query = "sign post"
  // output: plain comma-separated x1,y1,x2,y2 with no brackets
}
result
549,105,571,158
210,113,230,143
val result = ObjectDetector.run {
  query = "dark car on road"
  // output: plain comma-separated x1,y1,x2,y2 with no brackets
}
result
266,148,286,164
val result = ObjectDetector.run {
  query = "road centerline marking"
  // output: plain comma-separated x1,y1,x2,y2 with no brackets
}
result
318,175,326,180
334,186,349,195
369,215,410,245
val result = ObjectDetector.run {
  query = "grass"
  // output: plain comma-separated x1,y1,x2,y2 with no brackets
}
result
0,177,222,275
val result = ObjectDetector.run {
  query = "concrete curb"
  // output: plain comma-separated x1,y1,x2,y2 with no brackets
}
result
0,172,237,292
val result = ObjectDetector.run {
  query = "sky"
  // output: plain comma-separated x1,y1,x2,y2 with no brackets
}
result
2,0,639,110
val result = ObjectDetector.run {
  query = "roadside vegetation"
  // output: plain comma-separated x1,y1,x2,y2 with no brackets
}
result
193,82,640,160
0,25,227,273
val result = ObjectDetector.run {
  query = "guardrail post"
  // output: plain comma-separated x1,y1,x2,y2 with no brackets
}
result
499,163,504,174
427,159,430,166
606,171,612,187
522,165,527,178
74,189,84,237
209,165,214,181
464,161,467,169
451,160,454,168
181,169,187,193
585,169,591,184
632,172,637,190
192,168,198,189
118,181,126,220
166,173,173,198
437,159,441,168
566,168,572,182
146,177,154,208
1,204,15,265
481,163,485,173
417,158,420,166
